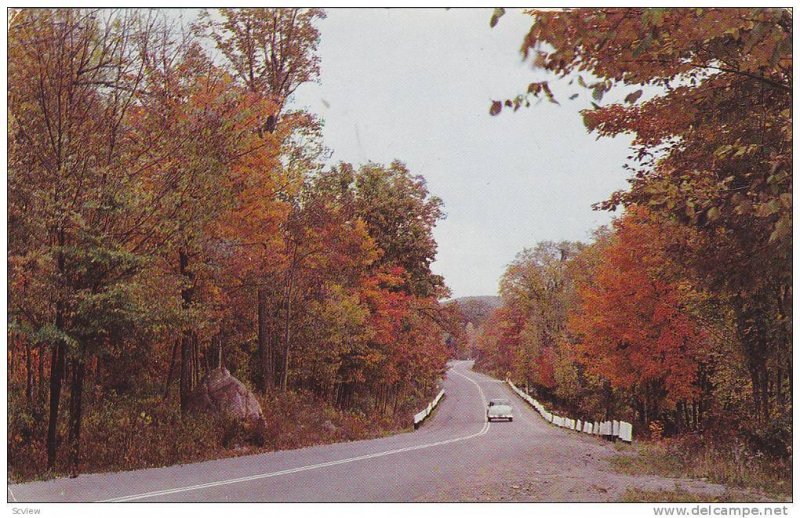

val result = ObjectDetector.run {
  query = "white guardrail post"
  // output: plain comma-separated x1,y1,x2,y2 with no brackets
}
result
505,379,633,442
619,421,633,442
413,389,445,429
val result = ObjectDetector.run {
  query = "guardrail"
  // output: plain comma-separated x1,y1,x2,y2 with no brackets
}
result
413,389,445,429
507,380,633,442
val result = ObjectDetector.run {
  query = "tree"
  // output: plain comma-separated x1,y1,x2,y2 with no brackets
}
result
492,7,791,422
198,8,325,121
197,8,327,392
498,242,582,395
8,8,453,480
348,161,447,298
8,9,283,473
568,208,710,426
8,9,171,473
284,162,449,405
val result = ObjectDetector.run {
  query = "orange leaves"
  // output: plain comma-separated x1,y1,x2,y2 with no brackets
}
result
360,269,409,345
569,208,707,407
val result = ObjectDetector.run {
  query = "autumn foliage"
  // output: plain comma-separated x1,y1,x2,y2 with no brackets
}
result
568,209,708,417
479,7,791,455
8,9,450,480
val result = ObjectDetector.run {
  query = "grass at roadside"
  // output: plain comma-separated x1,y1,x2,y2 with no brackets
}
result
622,487,720,502
620,486,778,503
8,387,423,483
609,438,791,501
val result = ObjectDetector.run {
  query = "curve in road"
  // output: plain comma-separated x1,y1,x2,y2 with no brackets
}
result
8,361,728,502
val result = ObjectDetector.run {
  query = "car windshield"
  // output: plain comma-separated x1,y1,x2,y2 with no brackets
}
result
489,399,511,407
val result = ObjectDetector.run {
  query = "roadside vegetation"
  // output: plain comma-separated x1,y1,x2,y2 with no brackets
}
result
8,8,455,481
611,436,791,500
9,388,413,482
621,488,719,503
467,7,791,499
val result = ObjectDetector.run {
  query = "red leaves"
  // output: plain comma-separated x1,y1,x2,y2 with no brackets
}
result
569,208,707,406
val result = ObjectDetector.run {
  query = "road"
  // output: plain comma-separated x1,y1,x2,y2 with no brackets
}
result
8,361,727,502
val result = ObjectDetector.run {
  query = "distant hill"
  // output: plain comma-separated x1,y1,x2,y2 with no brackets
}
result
445,295,502,328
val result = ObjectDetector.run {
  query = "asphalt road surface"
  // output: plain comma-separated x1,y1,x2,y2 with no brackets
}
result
8,360,729,502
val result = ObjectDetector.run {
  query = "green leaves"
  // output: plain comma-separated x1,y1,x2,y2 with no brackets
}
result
31,323,80,352
641,8,666,28
592,84,605,102
489,8,506,28
631,34,654,58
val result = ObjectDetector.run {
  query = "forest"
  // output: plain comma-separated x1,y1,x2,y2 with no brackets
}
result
473,7,792,492
6,7,793,497
8,8,455,480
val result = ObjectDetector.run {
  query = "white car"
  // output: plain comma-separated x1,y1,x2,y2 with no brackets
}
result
486,399,513,422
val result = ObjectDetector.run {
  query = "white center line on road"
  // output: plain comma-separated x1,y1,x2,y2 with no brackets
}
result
449,368,488,407
100,367,490,503
456,365,540,429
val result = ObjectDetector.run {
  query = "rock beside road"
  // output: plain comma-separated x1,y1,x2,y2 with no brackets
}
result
187,367,263,422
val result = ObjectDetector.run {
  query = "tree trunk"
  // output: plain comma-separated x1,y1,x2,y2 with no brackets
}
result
67,357,85,477
38,345,45,403
202,337,210,375
760,365,770,422
178,248,195,415
46,309,67,469
216,335,224,369
279,243,298,393
47,229,68,469
25,340,33,403
642,392,648,426
280,268,294,392
683,400,691,431
750,366,762,422
9,342,14,381
163,338,179,399
257,286,271,392
180,332,193,415
192,333,201,387
46,342,66,468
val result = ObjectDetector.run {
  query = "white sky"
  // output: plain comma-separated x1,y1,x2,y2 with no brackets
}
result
177,7,637,298
289,8,635,298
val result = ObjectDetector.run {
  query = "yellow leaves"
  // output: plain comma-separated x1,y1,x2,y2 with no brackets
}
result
769,217,791,244
714,143,759,159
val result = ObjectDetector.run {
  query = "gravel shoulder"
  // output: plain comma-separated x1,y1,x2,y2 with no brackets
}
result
419,368,779,503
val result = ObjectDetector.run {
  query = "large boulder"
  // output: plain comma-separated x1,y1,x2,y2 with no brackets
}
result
187,367,263,422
